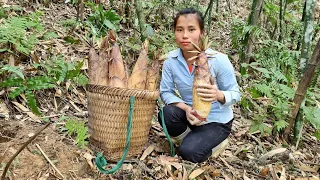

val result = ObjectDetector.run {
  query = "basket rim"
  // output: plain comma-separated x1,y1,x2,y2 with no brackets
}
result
87,84,160,100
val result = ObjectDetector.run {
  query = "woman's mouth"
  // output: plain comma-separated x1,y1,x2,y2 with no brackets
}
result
181,42,190,46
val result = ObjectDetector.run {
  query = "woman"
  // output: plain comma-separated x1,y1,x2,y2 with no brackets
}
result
158,8,241,163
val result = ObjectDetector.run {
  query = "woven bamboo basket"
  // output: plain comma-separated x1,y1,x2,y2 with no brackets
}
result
87,84,160,161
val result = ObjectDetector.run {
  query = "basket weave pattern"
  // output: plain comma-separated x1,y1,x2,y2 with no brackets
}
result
87,84,159,160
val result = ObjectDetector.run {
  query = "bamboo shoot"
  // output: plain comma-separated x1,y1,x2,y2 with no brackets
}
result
146,49,162,91
191,36,213,121
128,39,149,90
108,30,127,88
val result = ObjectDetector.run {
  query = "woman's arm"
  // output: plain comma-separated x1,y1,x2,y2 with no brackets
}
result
215,54,241,106
160,60,185,105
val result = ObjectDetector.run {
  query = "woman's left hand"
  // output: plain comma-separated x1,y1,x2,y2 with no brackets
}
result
196,84,225,103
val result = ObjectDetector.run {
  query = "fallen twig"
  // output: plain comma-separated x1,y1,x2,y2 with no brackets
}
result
1,122,51,180
36,144,65,179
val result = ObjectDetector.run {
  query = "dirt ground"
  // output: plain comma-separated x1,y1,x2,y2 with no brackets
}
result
1,104,319,179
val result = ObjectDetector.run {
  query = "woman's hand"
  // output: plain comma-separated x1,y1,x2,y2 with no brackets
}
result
185,106,204,126
196,84,226,104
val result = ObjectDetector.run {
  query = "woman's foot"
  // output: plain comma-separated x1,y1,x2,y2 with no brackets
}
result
211,138,229,158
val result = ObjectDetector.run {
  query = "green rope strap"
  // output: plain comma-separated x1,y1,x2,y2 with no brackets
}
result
157,98,175,157
95,97,175,174
95,96,135,174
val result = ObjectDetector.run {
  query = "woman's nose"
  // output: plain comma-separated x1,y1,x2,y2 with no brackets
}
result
183,31,188,39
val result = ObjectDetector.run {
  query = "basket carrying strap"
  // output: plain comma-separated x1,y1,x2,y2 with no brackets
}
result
157,98,175,157
95,96,135,174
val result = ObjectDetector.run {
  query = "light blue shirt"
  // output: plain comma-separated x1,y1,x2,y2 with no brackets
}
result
160,48,241,124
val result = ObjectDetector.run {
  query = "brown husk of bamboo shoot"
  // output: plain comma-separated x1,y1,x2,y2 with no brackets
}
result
146,49,162,91
95,37,109,86
108,30,126,88
88,47,99,84
192,52,212,119
128,39,149,90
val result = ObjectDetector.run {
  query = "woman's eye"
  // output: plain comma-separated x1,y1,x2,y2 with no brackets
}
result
189,29,195,32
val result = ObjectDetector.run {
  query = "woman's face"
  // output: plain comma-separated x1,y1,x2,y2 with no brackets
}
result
174,14,203,53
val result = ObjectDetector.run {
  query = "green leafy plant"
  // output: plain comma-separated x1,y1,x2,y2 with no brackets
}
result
0,65,56,115
59,18,78,28
0,11,44,55
0,56,88,115
65,119,90,149
85,3,120,37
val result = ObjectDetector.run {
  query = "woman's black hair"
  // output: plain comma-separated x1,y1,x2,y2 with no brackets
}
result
173,8,204,31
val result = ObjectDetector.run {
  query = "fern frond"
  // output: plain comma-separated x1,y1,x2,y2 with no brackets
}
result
0,77,24,88
75,74,88,87
9,86,27,99
274,119,288,132
25,90,41,115
27,76,56,90
1,65,24,79
255,83,273,97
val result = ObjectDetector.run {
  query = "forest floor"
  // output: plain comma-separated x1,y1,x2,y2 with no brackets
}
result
0,0,319,180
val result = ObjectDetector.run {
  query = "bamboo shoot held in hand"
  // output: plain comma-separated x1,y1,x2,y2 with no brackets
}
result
128,39,149,90
108,30,127,88
190,36,213,121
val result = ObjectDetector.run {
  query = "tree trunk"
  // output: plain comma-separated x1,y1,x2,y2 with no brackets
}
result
79,0,84,22
204,0,215,19
299,0,316,72
278,0,283,42
241,0,264,64
204,0,215,33
297,1,307,51
284,38,320,140
283,0,288,41
312,15,320,47
134,0,146,42
216,0,219,13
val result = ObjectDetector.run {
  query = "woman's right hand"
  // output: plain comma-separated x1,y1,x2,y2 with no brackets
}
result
185,106,203,126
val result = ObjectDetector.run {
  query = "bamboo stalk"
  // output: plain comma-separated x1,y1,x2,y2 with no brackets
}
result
284,38,320,140
241,0,264,64
134,0,146,42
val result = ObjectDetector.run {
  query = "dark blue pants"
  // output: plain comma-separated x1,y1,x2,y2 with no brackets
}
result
158,105,233,163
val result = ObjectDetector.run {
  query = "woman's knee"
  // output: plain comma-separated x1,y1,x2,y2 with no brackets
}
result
157,105,185,125
179,142,210,163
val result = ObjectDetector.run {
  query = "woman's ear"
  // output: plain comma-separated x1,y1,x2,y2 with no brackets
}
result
201,30,206,36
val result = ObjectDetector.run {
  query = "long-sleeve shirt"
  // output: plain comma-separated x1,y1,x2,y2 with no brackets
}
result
160,48,241,124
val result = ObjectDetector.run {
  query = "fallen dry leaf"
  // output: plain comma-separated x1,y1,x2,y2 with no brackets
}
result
182,166,187,180
235,129,247,137
243,170,251,180
298,163,319,173
189,168,205,180
260,148,287,159
295,176,320,180
82,152,95,170
159,155,182,170
122,164,133,171
140,144,155,161
259,167,269,176
222,172,232,180
279,167,286,180
12,101,41,122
